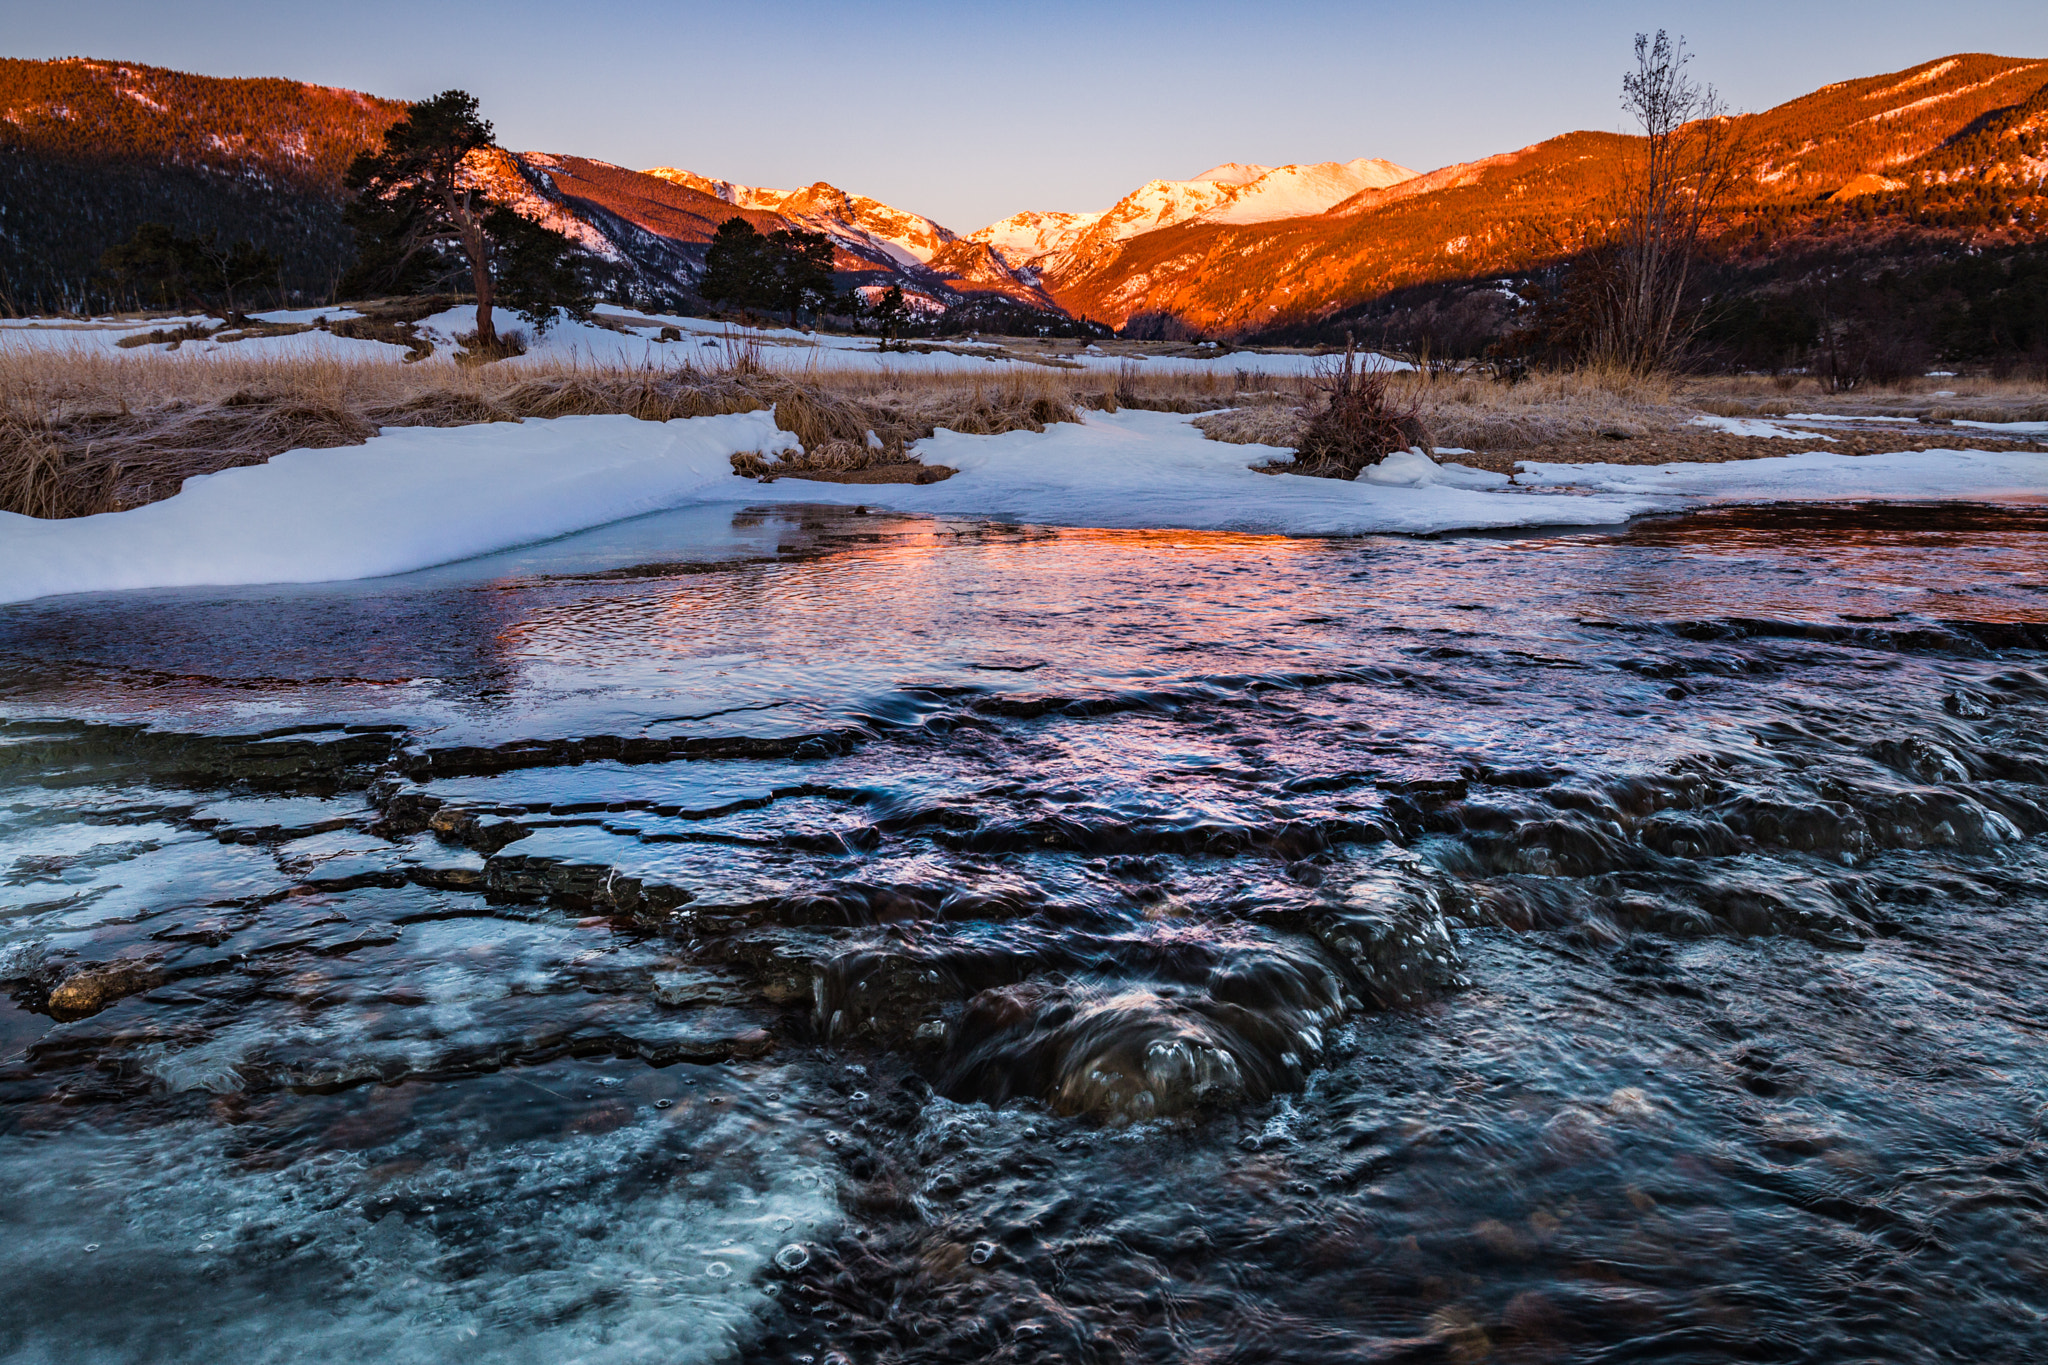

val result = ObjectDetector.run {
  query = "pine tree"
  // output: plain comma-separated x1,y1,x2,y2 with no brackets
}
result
767,228,834,323
488,205,596,334
340,90,589,346
97,221,279,319
874,285,911,348
701,217,774,314
701,218,837,324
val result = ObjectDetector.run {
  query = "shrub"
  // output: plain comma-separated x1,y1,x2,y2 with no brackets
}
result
1289,342,1429,478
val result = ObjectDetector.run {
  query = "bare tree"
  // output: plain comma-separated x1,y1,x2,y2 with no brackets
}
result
1593,31,1741,373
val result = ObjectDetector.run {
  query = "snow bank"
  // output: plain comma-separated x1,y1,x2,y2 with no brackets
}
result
0,411,797,603
6,410,2037,606
889,413,1621,536
1514,445,2048,501
0,411,1644,604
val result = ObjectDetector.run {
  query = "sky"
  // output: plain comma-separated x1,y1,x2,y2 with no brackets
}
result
5,0,2046,230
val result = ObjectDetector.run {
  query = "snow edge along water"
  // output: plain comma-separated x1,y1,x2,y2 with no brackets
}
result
2,408,2044,605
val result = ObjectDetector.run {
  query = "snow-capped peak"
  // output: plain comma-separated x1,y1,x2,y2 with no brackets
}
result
1084,177,1241,245
643,166,786,212
642,166,958,263
1195,158,1420,225
1190,162,1274,186
978,155,1422,269
967,210,1104,268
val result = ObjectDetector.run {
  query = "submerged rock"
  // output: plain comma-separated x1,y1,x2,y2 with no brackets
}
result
48,959,165,1020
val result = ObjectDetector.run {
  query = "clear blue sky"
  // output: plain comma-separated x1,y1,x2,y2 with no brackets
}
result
5,0,2044,229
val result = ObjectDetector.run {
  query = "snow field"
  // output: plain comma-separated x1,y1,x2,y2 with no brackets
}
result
0,411,799,602
1514,445,2048,501
0,306,1366,378
5,407,2041,605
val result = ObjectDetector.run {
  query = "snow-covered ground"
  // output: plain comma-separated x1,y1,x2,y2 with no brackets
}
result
1516,446,2048,501
1689,414,1837,440
1783,412,2048,436
3,409,2042,606
0,305,1359,377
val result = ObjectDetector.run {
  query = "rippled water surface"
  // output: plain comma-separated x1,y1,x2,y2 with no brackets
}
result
3,502,2046,1363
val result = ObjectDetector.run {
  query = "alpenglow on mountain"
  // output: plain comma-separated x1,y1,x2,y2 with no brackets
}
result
4,52,2044,334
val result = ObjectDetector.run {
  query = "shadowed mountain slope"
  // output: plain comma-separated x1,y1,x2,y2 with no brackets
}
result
0,57,406,308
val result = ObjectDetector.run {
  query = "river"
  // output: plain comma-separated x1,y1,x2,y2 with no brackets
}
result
2,501,2044,1363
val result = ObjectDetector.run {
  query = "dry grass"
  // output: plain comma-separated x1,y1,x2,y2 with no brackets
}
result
1682,371,2048,401
1681,373,2048,424
1407,366,1686,451
9,343,2034,518
1192,403,1304,449
1197,364,1693,457
0,347,1095,517
1279,347,1430,478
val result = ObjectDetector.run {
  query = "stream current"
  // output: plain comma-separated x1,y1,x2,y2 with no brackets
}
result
2,501,2046,1363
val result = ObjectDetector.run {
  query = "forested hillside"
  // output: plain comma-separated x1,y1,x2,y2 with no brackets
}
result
0,57,404,310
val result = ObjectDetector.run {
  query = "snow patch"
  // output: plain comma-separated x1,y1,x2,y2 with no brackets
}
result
5,413,2043,606
0,412,799,603
1514,446,2048,502
1688,415,1838,440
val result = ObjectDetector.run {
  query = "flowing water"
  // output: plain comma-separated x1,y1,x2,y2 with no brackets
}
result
2,501,2046,1364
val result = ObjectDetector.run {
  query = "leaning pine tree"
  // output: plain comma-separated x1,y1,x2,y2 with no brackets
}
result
341,90,590,349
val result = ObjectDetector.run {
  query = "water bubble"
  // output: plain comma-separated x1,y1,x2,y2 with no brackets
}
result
654,1098,673,1109
703,1260,732,1279
83,1244,99,1253
970,1240,997,1264
775,1242,812,1271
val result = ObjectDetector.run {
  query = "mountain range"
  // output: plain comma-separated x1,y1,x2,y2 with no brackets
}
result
3,52,2044,335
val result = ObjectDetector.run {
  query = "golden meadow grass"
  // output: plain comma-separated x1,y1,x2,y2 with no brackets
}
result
3,345,2042,518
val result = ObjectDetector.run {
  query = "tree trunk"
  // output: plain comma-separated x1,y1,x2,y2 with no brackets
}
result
447,184,495,348
468,228,495,347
